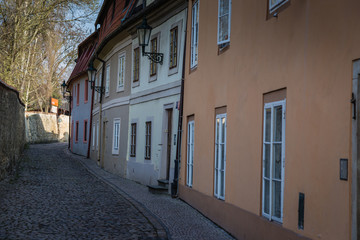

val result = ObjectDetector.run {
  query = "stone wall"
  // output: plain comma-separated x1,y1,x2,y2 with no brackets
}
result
0,80,25,180
25,112,69,143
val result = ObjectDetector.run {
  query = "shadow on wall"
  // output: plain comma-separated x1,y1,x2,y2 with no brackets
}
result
25,112,69,144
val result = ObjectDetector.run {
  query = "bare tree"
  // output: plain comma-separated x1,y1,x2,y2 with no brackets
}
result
0,0,99,111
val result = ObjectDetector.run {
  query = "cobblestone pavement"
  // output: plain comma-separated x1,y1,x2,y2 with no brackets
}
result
0,143,165,240
65,144,235,240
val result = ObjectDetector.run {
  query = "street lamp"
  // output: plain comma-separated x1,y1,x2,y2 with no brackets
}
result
87,62,104,94
87,62,96,86
137,17,163,64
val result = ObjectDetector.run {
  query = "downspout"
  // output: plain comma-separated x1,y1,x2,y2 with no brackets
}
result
96,57,106,165
171,5,188,198
87,79,95,158
68,90,72,150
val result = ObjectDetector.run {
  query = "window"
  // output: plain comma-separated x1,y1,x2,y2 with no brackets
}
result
105,64,110,96
191,0,199,68
187,120,195,187
130,123,137,157
262,99,286,223
112,119,121,154
214,113,226,199
117,54,125,91
83,120,88,143
76,83,80,105
92,123,95,149
84,79,88,103
96,121,99,150
217,0,231,45
169,27,178,69
133,47,140,82
150,38,157,76
145,121,151,160
269,0,288,14
75,121,79,142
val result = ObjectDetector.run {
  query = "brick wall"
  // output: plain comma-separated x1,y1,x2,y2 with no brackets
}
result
0,80,25,180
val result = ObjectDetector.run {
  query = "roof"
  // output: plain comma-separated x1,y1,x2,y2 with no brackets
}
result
96,0,137,46
67,32,98,85
0,79,25,106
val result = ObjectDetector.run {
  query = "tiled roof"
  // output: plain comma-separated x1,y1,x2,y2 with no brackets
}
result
67,32,98,85
96,0,137,47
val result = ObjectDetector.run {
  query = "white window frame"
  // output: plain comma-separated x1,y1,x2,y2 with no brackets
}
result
214,113,226,200
190,0,199,69
117,53,126,92
217,0,231,45
92,123,95,150
269,0,289,14
262,99,286,223
105,64,110,97
112,118,121,155
96,121,99,150
187,121,195,187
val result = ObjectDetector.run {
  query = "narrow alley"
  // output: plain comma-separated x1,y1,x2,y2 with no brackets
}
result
0,143,233,240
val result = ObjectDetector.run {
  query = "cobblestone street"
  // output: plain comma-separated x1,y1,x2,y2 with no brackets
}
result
0,144,164,240
0,143,234,240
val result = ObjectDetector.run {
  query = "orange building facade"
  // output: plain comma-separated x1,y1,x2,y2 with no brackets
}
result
178,0,360,239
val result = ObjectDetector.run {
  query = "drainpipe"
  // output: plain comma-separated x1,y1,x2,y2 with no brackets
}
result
171,5,188,198
96,57,106,165
68,91,72,149
87,78,95,158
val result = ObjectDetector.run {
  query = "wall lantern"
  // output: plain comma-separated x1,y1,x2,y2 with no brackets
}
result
87,62,97,85
137,17,163,64
87,62,104,94
61,80,71,100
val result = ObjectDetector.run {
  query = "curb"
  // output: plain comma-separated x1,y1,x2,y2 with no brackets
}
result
63,147,170,240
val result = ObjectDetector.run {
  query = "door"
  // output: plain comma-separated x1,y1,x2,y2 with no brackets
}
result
101,121,107,168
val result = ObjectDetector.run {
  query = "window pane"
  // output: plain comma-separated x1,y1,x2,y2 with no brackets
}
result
220,170,225,197
272,180,282,219
214,170,218,195
264,179,270,214
215,142,218,169
265,108,271,142
274,106,282,142
220,0,230,15
219,15,229,42
264,144,270,178
273,143,282,179
221,117,226,143
220,144,225,170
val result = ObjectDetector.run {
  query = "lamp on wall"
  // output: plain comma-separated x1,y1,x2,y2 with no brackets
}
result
87,62,104,94
61,80,72,100
87,62,97,85
137,17,163,64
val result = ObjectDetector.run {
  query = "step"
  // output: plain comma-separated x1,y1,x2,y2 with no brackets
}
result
157,179,169,187
147,184,169,194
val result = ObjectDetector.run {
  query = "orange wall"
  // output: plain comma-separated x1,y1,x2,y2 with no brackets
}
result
180,0,360,239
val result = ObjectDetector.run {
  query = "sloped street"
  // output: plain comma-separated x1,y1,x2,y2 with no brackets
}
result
0,143,233,240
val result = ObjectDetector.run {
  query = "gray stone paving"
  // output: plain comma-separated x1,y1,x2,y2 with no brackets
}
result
67,144,235,240
0,143,164,240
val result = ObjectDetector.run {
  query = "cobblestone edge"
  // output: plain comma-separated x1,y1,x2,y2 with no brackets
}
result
63,148,170,240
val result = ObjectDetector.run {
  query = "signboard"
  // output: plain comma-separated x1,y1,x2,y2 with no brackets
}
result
51,98,59,107
50,106,58,114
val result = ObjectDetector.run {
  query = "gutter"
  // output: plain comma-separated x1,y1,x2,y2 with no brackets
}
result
171,4,188,198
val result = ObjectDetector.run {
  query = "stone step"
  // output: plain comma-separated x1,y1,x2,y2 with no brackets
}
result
147,185,169,194
157,179,169,187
